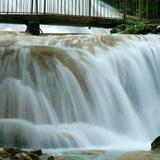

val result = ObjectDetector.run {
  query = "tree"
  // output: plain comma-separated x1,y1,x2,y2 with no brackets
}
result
101,0,160,20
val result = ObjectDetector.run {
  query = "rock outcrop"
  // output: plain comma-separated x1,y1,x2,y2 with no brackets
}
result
151,136,160,151
0,146,51,160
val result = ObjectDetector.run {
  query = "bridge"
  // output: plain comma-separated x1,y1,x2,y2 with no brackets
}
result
0,0,126,35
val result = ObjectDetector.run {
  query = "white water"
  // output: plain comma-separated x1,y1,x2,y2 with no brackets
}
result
0,33,159,149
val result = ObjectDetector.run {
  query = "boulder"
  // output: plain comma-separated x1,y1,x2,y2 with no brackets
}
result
20,153,32,160
3,146,20,157
0,150,11,160
11,153,24,160
111,23,157,34
11,153,33,160
3,146,42,160
30,149,42,156
28,153,40,160
26,21,41,35
151,136,160,151
156,26,160,33
48,156,54,160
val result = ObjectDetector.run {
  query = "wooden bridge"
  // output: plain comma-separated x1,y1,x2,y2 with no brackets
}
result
0,0,126,34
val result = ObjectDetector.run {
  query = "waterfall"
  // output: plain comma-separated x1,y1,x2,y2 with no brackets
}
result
0,33,160,149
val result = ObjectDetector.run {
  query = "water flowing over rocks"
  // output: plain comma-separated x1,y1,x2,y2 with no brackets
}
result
0,33,160,149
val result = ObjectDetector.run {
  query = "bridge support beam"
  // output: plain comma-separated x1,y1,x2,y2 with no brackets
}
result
26,21,40,35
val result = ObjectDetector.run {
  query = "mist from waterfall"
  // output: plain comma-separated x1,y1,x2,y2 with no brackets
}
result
0,33,160,149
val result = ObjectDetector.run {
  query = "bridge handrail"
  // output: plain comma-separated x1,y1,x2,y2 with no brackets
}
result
0,0,122,19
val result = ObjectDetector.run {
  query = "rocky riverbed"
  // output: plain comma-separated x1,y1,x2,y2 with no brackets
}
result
0,146,54,160
118,151,160,160
0,146,160,160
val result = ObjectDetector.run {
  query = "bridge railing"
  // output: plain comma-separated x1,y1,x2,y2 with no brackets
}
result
0,0,32,14
0,0,122,19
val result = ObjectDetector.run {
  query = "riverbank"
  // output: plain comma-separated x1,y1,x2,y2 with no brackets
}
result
0,146,55,160
111,23,160,34
1,146,160,160
111,16,160,34
0,138,159,160
118,151,160,160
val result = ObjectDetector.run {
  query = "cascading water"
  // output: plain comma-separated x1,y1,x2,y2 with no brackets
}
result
0,33,160,149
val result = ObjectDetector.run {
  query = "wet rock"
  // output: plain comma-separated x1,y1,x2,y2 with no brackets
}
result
3,146,21,157
151,136,160,151
48,156,54,160
0,150,11,160
110,24,131,33
11,153,24,160
28,153,40,160
0,146,45,160
30,149,42,156
26,21,41,35
11,153,32,160
3,146,43,160
111,23,157,34
156,26,160,33
20,153,32,160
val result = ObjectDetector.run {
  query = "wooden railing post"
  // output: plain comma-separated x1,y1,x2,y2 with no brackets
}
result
89,0,91,17
35,0,38,15
31,0,34,14
44,0,46,14
7,0,9,14
88,0,91,29
123,0,127,22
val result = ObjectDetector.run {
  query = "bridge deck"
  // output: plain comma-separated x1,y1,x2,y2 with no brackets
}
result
0,14,123,28
0,0,125,34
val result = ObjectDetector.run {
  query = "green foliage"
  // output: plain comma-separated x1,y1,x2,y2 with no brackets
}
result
111,22,157,34
127,19,137,25
125,23,145,34
101,0,160,20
